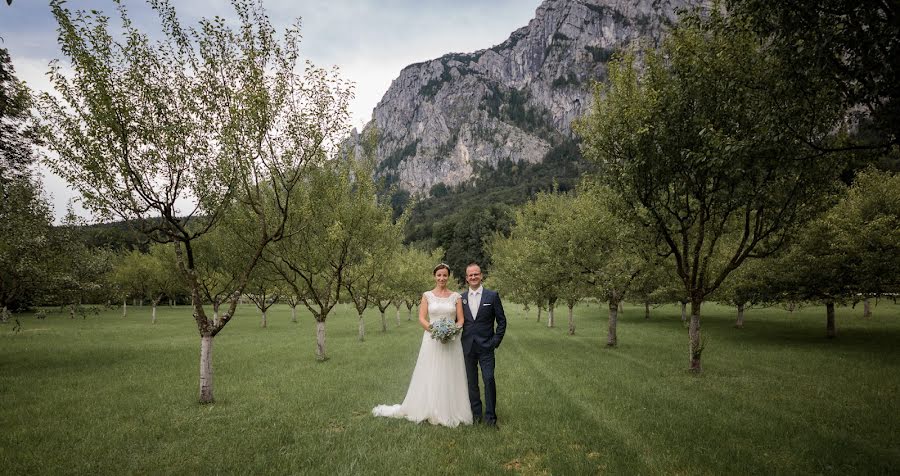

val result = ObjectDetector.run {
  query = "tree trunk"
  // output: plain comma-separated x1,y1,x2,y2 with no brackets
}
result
395,308,401,327
407,308,413,321
212,301,220,326
260,309,267,328
644,301,650,319
291,305,297,323
680,302,687,322
567,304,575,335
140,298,144,307
199,335,214,403
547,303,555,328
358,312,365,342
606,300,618,347
689,300,702,372
170,298,175,307
151,303,158,324
826,300,836,338
537,306,542,323
316,320,327,361
863,298,872,318
380,311,387,332
735,303,745,328
69,304,75,319
618,301,624,313
122,299,127,318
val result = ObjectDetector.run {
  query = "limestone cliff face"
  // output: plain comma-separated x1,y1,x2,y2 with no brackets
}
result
355,0,701,195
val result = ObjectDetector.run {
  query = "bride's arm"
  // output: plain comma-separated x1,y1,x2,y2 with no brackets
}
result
455,296,464,327
418,293,431,332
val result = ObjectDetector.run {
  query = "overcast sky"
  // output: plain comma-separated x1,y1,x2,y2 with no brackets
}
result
0,0,543,221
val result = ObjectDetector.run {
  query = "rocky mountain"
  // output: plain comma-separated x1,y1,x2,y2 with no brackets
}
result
352,0,703,196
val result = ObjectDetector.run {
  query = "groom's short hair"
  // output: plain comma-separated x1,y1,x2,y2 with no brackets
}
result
466,262,481,271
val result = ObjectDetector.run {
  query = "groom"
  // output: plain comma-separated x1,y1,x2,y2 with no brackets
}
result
461,262,507,427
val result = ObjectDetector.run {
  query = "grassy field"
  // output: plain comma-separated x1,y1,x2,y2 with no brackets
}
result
1,300,898,475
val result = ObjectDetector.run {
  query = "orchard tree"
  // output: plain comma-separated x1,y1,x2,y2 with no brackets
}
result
266,155,387,361
342,134,406,341
44,204,115,318
829,168,900,298
564,183,655,347
779,168,900,336
710,256,779,328
39,0,351,402
112,249,155,314
393,246,443,321
246,264,280,328
0,48,54,314
145,242,183,324
576,9,846,371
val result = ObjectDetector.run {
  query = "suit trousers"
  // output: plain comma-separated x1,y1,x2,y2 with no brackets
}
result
464,347,496,423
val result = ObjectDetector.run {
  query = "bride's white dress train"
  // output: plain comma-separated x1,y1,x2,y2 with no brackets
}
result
372,291,473,427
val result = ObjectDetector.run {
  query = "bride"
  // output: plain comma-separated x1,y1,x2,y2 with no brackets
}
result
372,263,473,427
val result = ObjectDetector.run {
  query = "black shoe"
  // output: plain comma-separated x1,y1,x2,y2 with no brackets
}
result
485,419,498,429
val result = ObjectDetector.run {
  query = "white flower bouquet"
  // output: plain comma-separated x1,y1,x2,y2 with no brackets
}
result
430,319,462,343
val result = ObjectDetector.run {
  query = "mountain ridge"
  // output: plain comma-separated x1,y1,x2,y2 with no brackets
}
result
350,0,703,197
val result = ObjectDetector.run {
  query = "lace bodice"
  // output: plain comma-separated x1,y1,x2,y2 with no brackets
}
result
424,291,460,324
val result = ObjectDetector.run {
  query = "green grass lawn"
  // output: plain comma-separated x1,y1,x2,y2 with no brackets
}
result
1,300,898,474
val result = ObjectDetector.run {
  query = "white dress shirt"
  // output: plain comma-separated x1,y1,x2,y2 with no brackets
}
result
468,286,483,320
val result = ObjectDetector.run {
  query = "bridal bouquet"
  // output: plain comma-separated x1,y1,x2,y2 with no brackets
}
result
430,319,462,343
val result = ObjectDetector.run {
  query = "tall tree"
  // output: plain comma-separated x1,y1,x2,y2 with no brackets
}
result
266,154,391,361
38,0,351,402
0,48,54,314
576,9,846,371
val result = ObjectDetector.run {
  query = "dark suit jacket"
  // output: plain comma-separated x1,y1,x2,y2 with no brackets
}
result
461,288,507,355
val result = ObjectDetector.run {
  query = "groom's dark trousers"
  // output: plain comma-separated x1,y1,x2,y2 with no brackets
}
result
461,288,507,424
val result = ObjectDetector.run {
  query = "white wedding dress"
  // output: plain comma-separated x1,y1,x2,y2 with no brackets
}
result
372,291,473,427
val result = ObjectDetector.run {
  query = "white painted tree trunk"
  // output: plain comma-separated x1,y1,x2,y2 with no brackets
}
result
380,311,387,332
537,307,542,322
291,305,298,323
407,308,413,321
316,320,327,361
151,303,158,324
681,302,687,321
358,312,365,341
619,301,624,313
260,309,267,328
735,304,745,328
199,335,214,403
122,299,127,318
863,298,872,318
395,308,401,326
547,305,555,328
213,302,220,326
140,299,144,306
644,301,650,319
567,304,575,335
